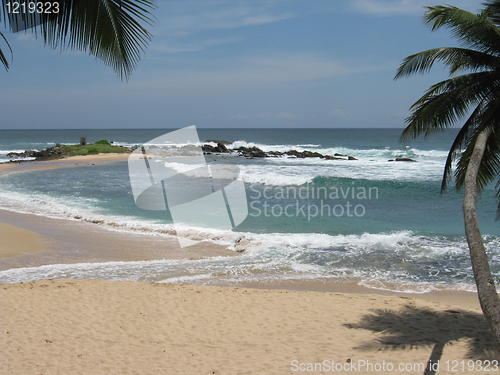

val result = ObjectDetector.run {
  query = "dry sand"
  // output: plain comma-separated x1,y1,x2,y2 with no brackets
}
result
0,279,497,375
0,153,130,177
0,155,499,374
61,153,131,162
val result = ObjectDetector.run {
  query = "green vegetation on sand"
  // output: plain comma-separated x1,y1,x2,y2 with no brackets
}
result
60,140,129,157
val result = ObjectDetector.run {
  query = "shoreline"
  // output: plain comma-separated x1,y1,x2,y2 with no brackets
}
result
0,207,481,302
0,153,482,298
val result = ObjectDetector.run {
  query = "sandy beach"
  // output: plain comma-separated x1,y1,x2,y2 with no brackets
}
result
0,153,131,176
0,156,498,374
0,279,497,375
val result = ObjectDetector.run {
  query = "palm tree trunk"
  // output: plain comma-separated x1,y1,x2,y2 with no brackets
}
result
463,127,500,351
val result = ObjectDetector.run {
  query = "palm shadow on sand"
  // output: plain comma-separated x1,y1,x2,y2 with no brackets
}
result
346,304,499,375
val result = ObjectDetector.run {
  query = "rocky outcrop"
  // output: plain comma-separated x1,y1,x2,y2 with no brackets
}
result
323,155,344,160
285,150,324,158
202,142,231,154
234,146,267,158
394,158,417,162
7,145,68,161
201,143,360,160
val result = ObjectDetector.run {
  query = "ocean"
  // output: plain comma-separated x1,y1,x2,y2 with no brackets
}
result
0,128,498,293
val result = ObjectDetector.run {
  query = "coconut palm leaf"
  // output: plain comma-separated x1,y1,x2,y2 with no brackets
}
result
395,47,500,78
484,0,500,24
441,101,484,192
425,5,500,54
455,100,500,191
400,72,499,140
0,30,12,70
0,0,155,79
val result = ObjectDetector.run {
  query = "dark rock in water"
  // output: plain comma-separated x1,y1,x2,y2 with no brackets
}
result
7,146,70,161
202,144,216,152
334,153,345,157
216,142,230,153
388,159,395,162
286,150,343,159
285,150,304,158
32,147,65,160
302,150,324,158
286,150,323,158
267,151,284,157
7,151,22,158
395,157,417,162
235,146,267,157
203,144,356,160
348,156,358,160
202,142,231,153
323,155,344,160
7,150,39,159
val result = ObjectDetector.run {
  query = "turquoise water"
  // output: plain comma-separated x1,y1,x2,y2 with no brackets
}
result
0,128,498,292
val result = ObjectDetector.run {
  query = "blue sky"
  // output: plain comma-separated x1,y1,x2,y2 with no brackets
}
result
0,0,482,129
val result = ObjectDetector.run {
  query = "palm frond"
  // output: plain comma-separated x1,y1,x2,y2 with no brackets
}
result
441,101,484,192
400,72,500,141
0,30,12,70
424,5,500,54
53,0,155,80
395,47,500,79
482,0,500,27
454,99,500,192
1,0,156,79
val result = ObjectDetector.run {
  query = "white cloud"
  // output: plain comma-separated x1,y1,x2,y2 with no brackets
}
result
350,0,480,16
150,36,245,54
157,0,294,34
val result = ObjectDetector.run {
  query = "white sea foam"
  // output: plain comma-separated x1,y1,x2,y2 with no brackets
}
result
0,149,31,155
113,138,450,184
226,140,448,159
0,225,483,293
157,274,214,284
238,158,444,185
162,161,207,174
